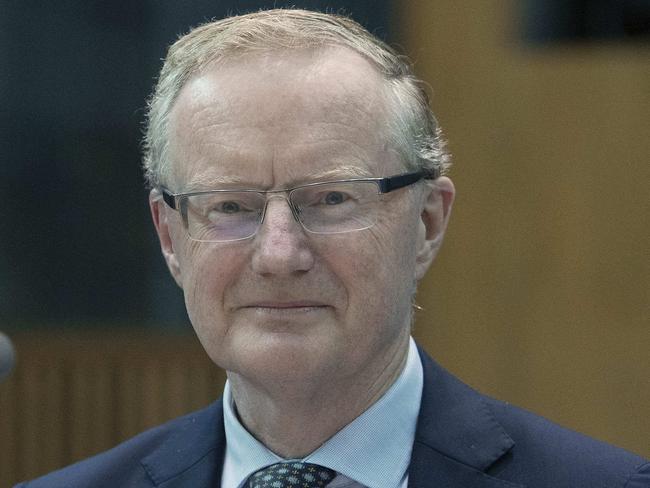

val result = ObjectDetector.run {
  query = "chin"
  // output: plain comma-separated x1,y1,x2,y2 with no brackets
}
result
229,338,338,383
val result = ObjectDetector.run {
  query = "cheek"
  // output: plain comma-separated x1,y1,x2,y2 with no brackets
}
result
178,242,248,324
325,218,419,323
368,217,420,279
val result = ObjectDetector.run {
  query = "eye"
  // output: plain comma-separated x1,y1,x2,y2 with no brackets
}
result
322,191,348,205
218,201,242,214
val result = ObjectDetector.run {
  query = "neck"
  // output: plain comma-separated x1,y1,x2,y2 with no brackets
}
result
228,336,410,458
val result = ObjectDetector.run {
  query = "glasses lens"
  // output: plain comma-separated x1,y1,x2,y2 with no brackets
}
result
291,181,379,233
183,191,265,242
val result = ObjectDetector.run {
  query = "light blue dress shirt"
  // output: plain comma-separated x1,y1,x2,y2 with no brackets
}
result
221,337,424,488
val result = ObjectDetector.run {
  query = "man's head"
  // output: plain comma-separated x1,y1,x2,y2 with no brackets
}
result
143,9,451,189
146,9,454,393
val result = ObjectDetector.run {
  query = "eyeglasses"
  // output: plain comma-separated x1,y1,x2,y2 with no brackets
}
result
160,169,438,242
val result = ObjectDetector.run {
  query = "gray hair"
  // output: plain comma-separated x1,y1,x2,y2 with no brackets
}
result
142,8,451,189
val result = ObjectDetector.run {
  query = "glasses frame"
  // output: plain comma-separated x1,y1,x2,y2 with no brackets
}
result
159,169,440,241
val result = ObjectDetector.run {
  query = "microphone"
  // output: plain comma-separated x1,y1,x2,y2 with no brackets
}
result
0,332,16,382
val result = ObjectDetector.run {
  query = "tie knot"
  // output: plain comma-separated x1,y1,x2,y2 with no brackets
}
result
246,462,337,488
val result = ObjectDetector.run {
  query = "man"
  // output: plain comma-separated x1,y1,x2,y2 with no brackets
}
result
18,9,648,488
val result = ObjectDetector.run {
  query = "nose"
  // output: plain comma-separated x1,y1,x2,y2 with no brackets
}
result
251,196,315,275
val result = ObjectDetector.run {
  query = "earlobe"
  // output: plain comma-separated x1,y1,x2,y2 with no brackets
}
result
415,176,455,280
149,191,183,287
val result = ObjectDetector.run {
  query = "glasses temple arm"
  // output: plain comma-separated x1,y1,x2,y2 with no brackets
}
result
378,168,440,193
159,188,177,210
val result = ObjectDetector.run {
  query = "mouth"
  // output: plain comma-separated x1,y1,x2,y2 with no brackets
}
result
240,302,330,313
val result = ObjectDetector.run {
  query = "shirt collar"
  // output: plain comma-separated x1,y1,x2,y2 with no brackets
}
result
222,337,423,488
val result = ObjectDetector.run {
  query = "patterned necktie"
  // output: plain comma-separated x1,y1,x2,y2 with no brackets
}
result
245,461,337,488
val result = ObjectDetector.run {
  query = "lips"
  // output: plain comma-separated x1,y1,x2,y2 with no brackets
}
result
243,301,328,309
236,299,332,315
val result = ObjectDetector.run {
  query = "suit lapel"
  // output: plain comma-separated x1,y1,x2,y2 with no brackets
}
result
137,350,522,487
141,400,226,487
408,348,524,488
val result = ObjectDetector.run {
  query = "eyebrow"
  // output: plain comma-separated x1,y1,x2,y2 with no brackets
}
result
183,175,248,193
299,165,373,182
181,165,374,193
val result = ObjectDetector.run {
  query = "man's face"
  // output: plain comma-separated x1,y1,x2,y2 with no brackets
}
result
152,48,453,390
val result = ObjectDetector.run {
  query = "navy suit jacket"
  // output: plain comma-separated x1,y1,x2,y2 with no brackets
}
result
17,348,649,487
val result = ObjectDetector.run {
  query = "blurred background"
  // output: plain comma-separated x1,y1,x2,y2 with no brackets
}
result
1,0,648,483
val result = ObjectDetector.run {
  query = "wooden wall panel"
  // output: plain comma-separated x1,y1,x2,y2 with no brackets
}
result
398,0,649,459
0,331,226,486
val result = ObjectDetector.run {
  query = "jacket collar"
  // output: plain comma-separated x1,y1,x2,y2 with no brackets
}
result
408,347,522,488
140,347,521,487
140,401,226,487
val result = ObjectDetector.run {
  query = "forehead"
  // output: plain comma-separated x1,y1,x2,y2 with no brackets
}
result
168,47,400,190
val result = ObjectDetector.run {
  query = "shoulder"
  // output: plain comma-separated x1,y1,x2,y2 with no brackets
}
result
15,401,224,488
415,347,649,487
484,396,649,487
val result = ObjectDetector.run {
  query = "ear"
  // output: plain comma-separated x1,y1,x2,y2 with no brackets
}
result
149,190,184,288
414,176,455,281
